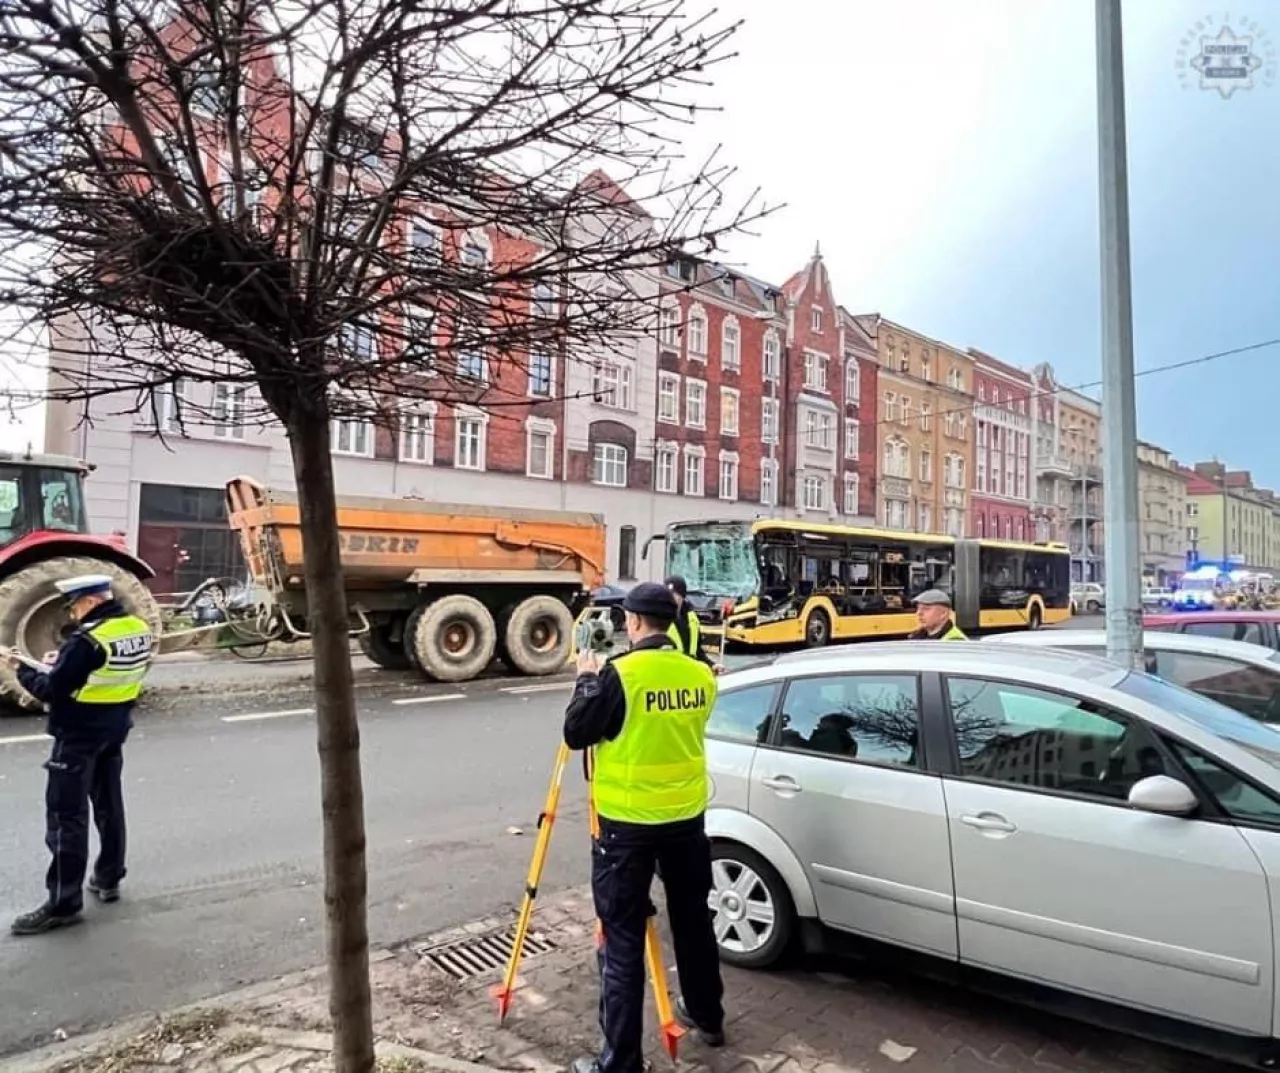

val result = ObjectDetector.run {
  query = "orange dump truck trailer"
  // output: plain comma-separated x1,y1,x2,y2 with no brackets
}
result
225,477,606,682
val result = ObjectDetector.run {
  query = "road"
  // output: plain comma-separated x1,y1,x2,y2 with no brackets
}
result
0,617,1103,1058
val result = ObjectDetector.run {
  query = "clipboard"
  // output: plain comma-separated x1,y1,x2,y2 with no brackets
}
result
0,647,51,673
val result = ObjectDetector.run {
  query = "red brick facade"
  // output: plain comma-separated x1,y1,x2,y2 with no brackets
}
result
969,350,1033,541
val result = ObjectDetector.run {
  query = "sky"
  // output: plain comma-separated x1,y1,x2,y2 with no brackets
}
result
4,0,1278,486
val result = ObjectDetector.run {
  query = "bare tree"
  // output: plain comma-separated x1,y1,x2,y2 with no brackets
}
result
0,2,768,1069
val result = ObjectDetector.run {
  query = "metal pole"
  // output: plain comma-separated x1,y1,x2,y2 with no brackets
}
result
1096,0,1143,668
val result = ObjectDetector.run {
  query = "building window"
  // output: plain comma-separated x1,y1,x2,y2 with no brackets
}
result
921,353,932,382
1187,502,1199,516
720,387,740,436
687,306,708,358
919,504,933,532
803,474,826,511
844,474,860,515
212,383,247,439
659,305,681,348
331,416,373,457
399,407,436,464
811,307,823,333
885,499,908,529
920,403,931,432
526,419,555,480
531,281,556,320
845,360,860,401
900,396,912,427
402,305,435,371
976,455,986,492
883,391,898,423
458,348,486,382
592,361,633,410
455,411,487,471
683,447,705,496
657,372,681,424
528,351,553,397
978,383,986,402
762,398,779,443
462,242,487,269
721,319,741,370
945,507,963,537
948,367,963,390
803,351,828,391
618,526,637,581
685,379,707,429
157,379,187,433
339,323,375,364
844,418,860,459
882,437,909,479
920,449,933,483
761,459,778,506
655,444,677,493
763,331,781,381
592,443,628,487
945,453,966,489
408,217,441,261
804,411,833,450
719,453,739,502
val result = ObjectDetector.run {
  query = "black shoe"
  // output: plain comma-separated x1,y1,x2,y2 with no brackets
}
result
10,904,82,936
674,997,725,1048
87,877,120,904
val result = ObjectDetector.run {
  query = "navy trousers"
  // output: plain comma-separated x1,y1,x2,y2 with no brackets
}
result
44,738,127,914
591,815,725,1073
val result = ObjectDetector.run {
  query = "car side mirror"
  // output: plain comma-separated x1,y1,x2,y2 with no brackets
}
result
1128,775,1198,817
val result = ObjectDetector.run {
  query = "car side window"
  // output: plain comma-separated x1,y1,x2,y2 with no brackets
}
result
946,677,1165,801
706,684,776,744
1184,621,1241,641
1151,650,1280,724
1168,740,1280,827
776,674,920,768
1240,622,1264,645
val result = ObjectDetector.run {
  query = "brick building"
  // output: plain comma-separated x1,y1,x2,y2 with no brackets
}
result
968,350,1033,541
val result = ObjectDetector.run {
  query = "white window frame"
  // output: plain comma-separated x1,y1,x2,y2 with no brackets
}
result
157,379,188,433
920,403,932,432
762,398,779,444
803,474,826,512
398,403,437,465
212,382,248,440
531,281,557,320
919,504,933,533
527,349,554,398
685,378,707,430
331,415,375,458
655,442,678,494
408,216,441,262
659,304,681,348
845,359,860,401
885,498,908,530
687,305,708,359
683,445,705,497
845,418,860,459
920,449,933,483
721,316,741,370
592,442,628,487
760,458,778,506
844,474,860,516
803,350,829,392
811,306,823,333
526,416,556,480
883,391,897,423
454,408,489,472
592,361,634,411
458,347,487,383
340,322,376,364
718,451,739,502
657,372,681,425
720,386,740,437
763,331,781,382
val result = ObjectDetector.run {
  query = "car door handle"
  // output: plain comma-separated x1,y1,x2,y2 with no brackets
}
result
761,775,802,793
959,812,1016,834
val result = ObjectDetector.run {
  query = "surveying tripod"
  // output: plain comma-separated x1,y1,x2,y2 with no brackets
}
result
493,741,685,1060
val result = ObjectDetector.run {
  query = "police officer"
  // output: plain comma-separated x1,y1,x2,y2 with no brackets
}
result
663,575,725,674
908,588,967,640
564,582,725,1073
6,574,154,935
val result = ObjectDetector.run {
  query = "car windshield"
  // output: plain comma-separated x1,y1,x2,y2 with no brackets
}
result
1116,670,1280,771
1181,578,1215,591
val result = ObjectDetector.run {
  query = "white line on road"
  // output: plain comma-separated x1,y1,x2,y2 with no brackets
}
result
0,732,51,745
501,681,574,695
221,708,314,723
391,693,467,706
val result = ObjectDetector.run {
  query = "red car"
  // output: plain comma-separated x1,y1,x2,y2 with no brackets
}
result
1144,610,1280,651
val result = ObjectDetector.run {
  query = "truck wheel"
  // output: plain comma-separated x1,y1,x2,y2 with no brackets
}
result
358,618,412,671
0,556,163,712
504,596,573,676
408,595,496,683
494,603,517,673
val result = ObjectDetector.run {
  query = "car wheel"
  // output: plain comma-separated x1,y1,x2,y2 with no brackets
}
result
708,842,795,969
1086,599,1100,614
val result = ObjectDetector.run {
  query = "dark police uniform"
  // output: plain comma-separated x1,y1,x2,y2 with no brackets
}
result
664,575,714,666
12,580,153,935
565,583,725,1073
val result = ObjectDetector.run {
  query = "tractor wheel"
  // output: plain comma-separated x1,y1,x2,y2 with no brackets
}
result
406,595,497,683
502,595,573,676
358,617,413,671
0,556,163,712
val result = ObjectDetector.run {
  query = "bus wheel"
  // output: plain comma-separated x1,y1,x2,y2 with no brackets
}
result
804,609,831,648
1028,605,1043,631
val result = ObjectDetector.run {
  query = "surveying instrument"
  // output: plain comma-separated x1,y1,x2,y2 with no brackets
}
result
492,621,685,1059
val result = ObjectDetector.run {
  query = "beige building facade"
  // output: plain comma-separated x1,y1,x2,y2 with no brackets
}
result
1136,441,1188,584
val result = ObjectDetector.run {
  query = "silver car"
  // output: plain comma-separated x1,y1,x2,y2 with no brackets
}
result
987,629,1280,725
704,642,1280,1063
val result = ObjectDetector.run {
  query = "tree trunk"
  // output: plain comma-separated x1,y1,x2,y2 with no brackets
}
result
287,413,375,1073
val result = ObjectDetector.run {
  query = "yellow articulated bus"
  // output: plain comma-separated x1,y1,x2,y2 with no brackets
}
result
644,518,1071,654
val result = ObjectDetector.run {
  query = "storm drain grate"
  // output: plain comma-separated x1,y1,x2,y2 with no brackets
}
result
420,929,558,981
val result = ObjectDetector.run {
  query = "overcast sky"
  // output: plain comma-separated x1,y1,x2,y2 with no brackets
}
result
5,0,1278,486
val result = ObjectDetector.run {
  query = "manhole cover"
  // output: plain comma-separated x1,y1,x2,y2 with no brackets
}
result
420,929,557,981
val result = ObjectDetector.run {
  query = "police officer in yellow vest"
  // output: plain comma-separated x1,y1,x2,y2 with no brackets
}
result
4,574,153,935
664,575,725,674
565,582,725,1073
908,588,967,640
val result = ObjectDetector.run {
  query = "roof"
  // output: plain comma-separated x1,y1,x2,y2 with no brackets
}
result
665,517,1068,553
967,348,1032,384
986,627,1280,667
0,451,92,472
1145,610,1280,624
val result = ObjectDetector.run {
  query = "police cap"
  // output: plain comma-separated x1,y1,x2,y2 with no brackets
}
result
55,574,114,600
664,575,688,598
913,588,952,608
623,581,678,623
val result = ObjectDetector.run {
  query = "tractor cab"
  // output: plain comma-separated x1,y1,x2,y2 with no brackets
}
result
0,452,92,547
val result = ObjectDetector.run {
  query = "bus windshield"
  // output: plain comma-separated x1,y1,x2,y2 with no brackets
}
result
666,523,760,599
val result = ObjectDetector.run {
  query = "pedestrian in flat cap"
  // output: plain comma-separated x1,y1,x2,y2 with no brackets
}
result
5,574,154,935
909,588,967,640
564,581,726,1073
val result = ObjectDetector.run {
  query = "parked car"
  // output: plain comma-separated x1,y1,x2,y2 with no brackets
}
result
1146,610,1280,652
987,629,1280,724
1142,586,1174,610
1070,582,1106,613
704,641,1280,1066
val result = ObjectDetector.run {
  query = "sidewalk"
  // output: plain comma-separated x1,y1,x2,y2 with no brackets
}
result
13,886,1226,1073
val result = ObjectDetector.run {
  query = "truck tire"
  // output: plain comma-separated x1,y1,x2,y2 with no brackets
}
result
503,596,573,676
358,618,412,671
0,556,163,712
407,595,496,683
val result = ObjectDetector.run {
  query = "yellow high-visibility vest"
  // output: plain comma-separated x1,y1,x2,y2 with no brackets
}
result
72,615,154,705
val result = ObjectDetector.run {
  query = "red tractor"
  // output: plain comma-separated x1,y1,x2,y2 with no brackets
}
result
0,451,162,710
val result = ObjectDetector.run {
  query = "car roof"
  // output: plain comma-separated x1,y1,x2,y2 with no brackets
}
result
1145,610,1280,624
986,628,1280,666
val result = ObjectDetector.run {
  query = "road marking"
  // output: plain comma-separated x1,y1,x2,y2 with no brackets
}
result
221,708,313,723
0,733,51,745
502,681,574,695
392,693,467,706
